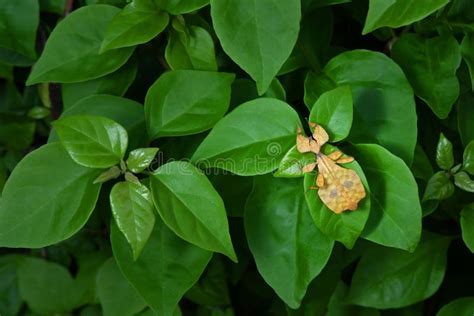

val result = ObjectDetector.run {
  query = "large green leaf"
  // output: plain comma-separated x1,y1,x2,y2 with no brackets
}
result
50,95,146,150
54,115,128,169
145,70,234,139
461,34,474,90
348,233,450,308
17,257,85,314
110,181,155,260
0,117,35,151
392,34,461,119
245,175,334,309
0,255,22,316
0,143,101,248
328,282,380,316
458,92,474,147
437,297,474,316
362,0,449,34
26,5,134,85
350,144,422,251
165,19,217,71
461,203,474,253
191,98,301,175
111,218,212,316
150,161,237,261
309,50,417,164
274,145,316,178
0,0,39,66
308,86,353,142
96,258,146,316
61,58,138,109
161,0,209,14
101,0,169,52
304,145,371,249
210,0,300,94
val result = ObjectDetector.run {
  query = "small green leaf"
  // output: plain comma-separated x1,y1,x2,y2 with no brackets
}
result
362,0,449,34
457,93,474,147
165,21,218,71
461,203,474,253
111,218,212,316
27,106,50,120
54,115,128,169
309,86,353,142
423,171,455,201
0,255,22,316
351,144,422,252
348,233,451,308
191,98,301,175
392,34,461,119
0,0,39,66
96,258,146,316
210,0,301,94
94,166,122,184
463,140,474,174
245,175,334,309
126,148,159,173
304,144,371,249
437,297,474,316
0,143,101,248
454,171,474,192
110,181,155,260
101,0,169,52
145,70,234,139
150,161,237,261
26,5,134,85
274,145,316,178
436,133,455,170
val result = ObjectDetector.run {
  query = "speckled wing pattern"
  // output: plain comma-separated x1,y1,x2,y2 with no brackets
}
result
316,154,366,214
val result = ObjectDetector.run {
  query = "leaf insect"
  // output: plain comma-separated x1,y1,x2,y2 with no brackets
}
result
297,122,366,214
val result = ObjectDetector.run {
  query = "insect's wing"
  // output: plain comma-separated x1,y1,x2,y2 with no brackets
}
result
312,125,329,147
296,134,320,153
317,155,366,214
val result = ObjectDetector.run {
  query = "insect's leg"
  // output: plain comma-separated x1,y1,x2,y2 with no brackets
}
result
337,156,355,164
327,150,343,161
302,162,317,173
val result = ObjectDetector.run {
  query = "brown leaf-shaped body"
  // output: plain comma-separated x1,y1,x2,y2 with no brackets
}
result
316,154,366,214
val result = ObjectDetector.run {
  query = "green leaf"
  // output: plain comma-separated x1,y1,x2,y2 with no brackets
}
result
191,98,301,175
0,117,35,151
244,175,334,309
461,34,474,90
126,148,159,173
0,0,39,65
463,140,474,174
411,144,434,181
96,258,146,316
461,203,474,253
161,0,209,14
165,19,218,71
210,0,301,94
348,233,451,309
54,115,128,169
50,95,146,150
0,255,22,316
308,86,353,142
111,218,212,316
150,161,237,261
101,0,169,52
110,181,155,260
274,145,316,178
436,133,455,170
454,171,474,192
328,282,380,316
0,143,101,248
362,0,449,34
423,171,455,201
351,144,422,252
304,145,371,249
145,70,234,139
437,297,474,316
26,5,134,85
61,58,138,109
18,257,84,314
311,50,417,164
458,92,474,147
392,34,461,119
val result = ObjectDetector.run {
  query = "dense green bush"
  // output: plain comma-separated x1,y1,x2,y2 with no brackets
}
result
1,0,474,315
